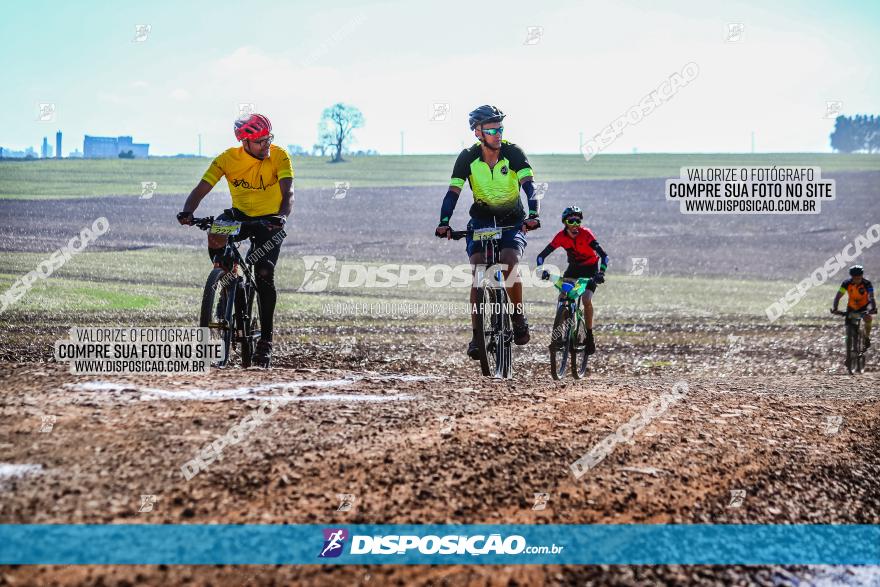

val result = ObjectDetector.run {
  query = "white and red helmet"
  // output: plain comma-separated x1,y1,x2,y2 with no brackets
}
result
234,113,272,141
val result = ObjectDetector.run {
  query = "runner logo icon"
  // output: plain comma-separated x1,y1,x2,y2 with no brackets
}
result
319,528,348,558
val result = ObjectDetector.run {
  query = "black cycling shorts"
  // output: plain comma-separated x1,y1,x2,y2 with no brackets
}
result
216,208,286,266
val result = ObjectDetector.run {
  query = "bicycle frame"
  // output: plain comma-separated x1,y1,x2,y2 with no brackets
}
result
550,276,591,346
557,292,583,340
448,223,520,378
192,217,263,367
545,273,593,380
473,228,511,293
833,308,870,375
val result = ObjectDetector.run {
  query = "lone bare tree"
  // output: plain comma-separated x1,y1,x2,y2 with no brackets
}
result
318,103,364,163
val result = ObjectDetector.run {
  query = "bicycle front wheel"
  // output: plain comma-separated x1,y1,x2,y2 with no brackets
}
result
550,303,571,380
475,286,513,378
857,320,867,374
474,286,494,377
200,267,234,367
493,287,513,379
846,321,858,375
570,310,589,379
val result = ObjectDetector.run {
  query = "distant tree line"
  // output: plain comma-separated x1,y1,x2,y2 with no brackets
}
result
830,115,879,153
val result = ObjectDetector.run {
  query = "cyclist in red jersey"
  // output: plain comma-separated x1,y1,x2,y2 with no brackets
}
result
535,206,609,355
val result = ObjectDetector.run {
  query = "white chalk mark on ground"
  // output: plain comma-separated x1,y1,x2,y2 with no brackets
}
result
361,374,437,382
617,466,663,476
0,463,43,480
62,379,418,403
283,393,414,402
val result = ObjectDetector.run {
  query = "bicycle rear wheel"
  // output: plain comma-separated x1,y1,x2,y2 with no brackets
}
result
570,310,589,379
857,320,866,374
199,268,234,367
550,303,571,380
494,287,513,379
846,321,858,375
474,286,494,377
475,286,512,378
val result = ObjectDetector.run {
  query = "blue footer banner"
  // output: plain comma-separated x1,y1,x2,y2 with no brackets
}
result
0,524,878,565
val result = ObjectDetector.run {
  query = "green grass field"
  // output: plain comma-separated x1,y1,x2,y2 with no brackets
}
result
0,247,837,327
1,153,877,199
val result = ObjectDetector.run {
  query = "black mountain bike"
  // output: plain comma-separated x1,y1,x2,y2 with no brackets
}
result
831,308,872,375
543,272,594,380
448,225,519,379
188,216,263,367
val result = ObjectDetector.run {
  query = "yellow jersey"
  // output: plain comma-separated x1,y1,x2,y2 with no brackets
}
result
201,144,294,216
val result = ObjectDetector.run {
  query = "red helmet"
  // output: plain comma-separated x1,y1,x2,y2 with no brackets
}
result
234,113,272,141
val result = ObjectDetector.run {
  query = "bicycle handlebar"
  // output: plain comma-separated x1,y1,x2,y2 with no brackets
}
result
189,216,214,230
440,225,522,241
187,216,281,232
831,309,871,316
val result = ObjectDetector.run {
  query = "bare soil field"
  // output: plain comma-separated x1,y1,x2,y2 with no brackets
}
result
1,173,879,585
1,171,877,280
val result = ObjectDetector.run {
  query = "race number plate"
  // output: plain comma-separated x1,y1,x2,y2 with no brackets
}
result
209,221,242,236
472,227,502,241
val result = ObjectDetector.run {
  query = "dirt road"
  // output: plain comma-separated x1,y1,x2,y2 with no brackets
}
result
1,316,878,585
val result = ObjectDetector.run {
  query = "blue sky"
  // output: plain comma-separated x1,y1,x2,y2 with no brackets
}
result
2,0,878,155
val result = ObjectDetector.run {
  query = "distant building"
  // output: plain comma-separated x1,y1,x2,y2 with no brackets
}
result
83,135,149,158
1,146,41,158
68,148,83,158
41,137,49,158
56,131,62,159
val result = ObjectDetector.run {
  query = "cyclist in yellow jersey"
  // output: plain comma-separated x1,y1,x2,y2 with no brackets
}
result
177,113,293,367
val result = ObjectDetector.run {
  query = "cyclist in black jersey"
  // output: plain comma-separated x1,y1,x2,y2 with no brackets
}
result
435,105,541,359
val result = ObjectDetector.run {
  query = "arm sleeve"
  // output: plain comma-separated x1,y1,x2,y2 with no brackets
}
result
449,149,471,189
591,240,609,270
521,180,539,216
440,190,460,224
832,286,844,310
536,244,554,264
201,154,225,186
276,147,294,180
582,229,609,269
537,234,562,264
